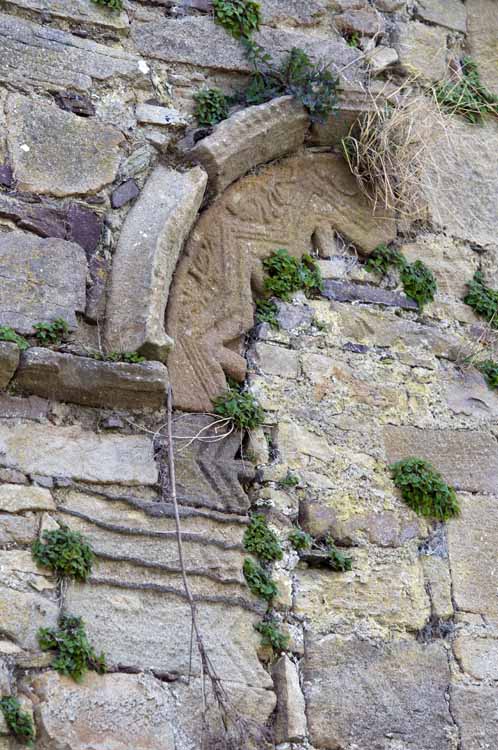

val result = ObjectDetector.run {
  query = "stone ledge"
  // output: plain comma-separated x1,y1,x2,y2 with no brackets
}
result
323,279,419,309
14,349,169,410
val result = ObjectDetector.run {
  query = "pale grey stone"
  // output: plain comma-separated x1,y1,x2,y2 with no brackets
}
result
190,97,308,196
0,232,87,334
304,635,453,750
0,515,38,545
334,7,386,36
0,586,58,650
415,0,467,33
375,0,405,9
135,104,189,128
0,422,157,485
467,0,498,96
0,343,19,389
451,685,498,750
15,349,169,410
251,342,300,379
105,166,207,361
453,634,498,680
6,94,123,197
445,367,498,420
366,45,399,73
273,655,307,743
393,21,448,80
309,89,375,145
261,0,325,26
0,483,54,513
2,0,130,30
384,426,498,494
0,14,148,92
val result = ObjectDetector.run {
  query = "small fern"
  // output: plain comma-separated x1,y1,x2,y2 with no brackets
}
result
243,558,278,601
0,326,29,351
0,697,35,747
476,360,498,389
464,272,498,328
32,524,94,582
193,88,230,126
263,249,323,301
255,619,289,652
38,615,106,683
212,0,261,39
213,381,264,430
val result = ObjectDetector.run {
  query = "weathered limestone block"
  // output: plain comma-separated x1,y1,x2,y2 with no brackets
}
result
366,45,399,74
393,21,448,80
445,367,498,421
421,554,453,619
425,117,498,247
294,548,430,630
0,587,57,651
0,515,38,545
375,0,405,9
414,0,466,32
251,342,300,379
190,97,309,196
0,484,54,513
451,685,498,750
34,672,176,750
308,90,376,145
0,423,157,484
0,14,148,92
106,166,207,361
384,426,498,494
304,635,454,750
166,152,395,411
0,549,55,592
272,655,307,743
400,235,479,300
6,95,123,197
3,0,130,29
135,104,189,128
15,349,169,410
454,634,498,680
467,0,498,96
0,233,87,334
334,7,386,36
448,493,498,618
323,279,419,309
262,0,325,26
0,343,19,389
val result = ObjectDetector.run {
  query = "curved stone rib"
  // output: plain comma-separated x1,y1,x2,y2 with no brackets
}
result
166,151,396,412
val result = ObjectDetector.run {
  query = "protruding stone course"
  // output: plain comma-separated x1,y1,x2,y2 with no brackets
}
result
14,349,169,410
0,343,19,389
6,94,124,196
0,484,54,513
0,423,158,484
105,165,207,361
190,96,309,196
166,152,395,411
0,232,87,334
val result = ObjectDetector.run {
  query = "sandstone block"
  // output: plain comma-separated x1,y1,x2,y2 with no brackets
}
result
366,45,399,73
0,394,48,421
272,655,307,743
400,235,479,300
105,165,207,361
334,7,386,35
304,635,454,750
308,90,376,145
0,586,58,651
323,279,418,309
135,104,189,128
0,422,157,485
421,554,453,619
467,0,498,96
251,342,300,379
453,634,498,680
394,21,448,80
0,232,87,334
0,14,147,92
0,515,38,546
7,94,123,197
3,0,129,29
0,343,19,389
384,426,498,494
0,484,54,513
15,349,169,410
415,0,466,32
451,685,498,750
190,97,308,196
263,0,325,25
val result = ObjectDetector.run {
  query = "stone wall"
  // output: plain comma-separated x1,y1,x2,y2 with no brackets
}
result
0,0,498,748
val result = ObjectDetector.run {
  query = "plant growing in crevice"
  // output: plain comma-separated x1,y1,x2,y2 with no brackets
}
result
476,359,498,389
254,618,289,653
244,513,283,563
344,31,360,49
290,530,353,571
433,57,498,123
243,558,278,601
0,326,29,351
38,615,106,682
213,381,265,430
262,248,323,302
105,351,146,364
288,528,312,551
33,318,69,346
194,88,230,126
212,0,261,39
366,244,436,311
91,0,123,10
0,697,35,747
327,542,353,572
279,471,300,488
255,299,279,329
390,457,460,521
463,272,498,328
32,523,94,582
242,41,339,123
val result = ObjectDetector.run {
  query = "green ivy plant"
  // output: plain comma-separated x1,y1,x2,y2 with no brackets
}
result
32,524,94,582
0,697,35,747
91,0,123,10
366,244,436,311
193,88,230,126
243,558,278,601
255,299,279,329
464,272,498,328
244,513,283,563
263,248,323,301
255,619,289,652
327,542,353,572
288,528,312,551
242,41,339,123
434,57,498,124
0,326,29,351
33,318,69,346
476,360,498,389
212,0,261,39
213,380,265,430
38,615,106,683
390,457,460,521
280,471,300,488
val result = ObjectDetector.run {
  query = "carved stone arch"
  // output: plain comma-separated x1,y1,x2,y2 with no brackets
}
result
166,150,396,412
